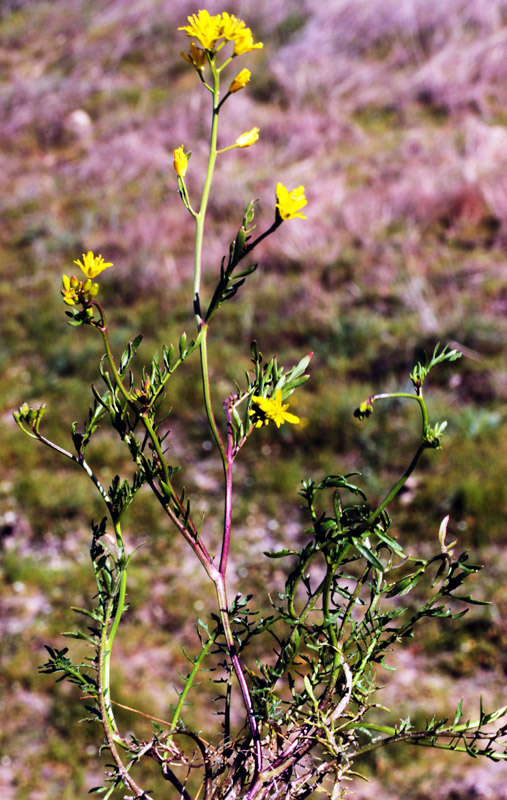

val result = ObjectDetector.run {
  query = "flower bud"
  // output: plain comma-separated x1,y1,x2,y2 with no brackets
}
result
173,145,188,177
229,68,251,93
235,127,260,148
181,42,207,72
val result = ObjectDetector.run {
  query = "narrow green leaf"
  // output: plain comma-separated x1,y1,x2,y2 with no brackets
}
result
354,540,384,572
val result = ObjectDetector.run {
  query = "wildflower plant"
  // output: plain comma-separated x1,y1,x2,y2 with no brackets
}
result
14,10,507,800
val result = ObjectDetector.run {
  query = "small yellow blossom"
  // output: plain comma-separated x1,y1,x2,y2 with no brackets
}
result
275,183,307,220
229,68,251,93
173,145,188,178
233,29,263,55
250,390,300,429
73,251,113,279
178,9,222,51
181,41,207,71
235,127,260,148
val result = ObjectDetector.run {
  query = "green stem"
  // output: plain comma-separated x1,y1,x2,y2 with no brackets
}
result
191,58,228,493
368,442,426,527
372,391,429,437
96,309,133,406
99,597,122,743
321,561,341,694
99,521,128,751
142,414,172,493
169,632,217,732
337,565,369,641
34,433,112,509
193,57,220,325
97,608,152,798
366,390,430,527
200,324,227,464
106,521,126,658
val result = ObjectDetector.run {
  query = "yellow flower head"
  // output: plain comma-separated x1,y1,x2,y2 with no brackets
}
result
179,10,263,55
178,9,222,51
229,67,251,93
73,251,113,279
251,390,300,429
275,183,307,220
181,41,207,71
173,145,188,178
235,127,260,148
233,28,263,55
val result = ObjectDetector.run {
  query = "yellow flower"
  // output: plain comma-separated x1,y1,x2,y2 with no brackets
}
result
218,12,246,41
275,183,307,220
251,390,300,429
181,41,207,71
178,9,222,51
233,29,263,55
229,68,251,93
73,251,113,278
173,145,188,178
235,127,260,148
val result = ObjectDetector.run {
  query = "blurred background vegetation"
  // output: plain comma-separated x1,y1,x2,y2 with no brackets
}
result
0,0,506,797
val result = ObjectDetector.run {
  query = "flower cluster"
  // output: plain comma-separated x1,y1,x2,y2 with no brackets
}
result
179,10,263,55
61,251,113,305
250,390,300,429
61,273,99,306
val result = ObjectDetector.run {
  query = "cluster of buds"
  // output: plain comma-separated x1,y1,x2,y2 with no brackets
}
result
14,402,46,435
354,398,375,419
134,378,151,405
61,273,99,306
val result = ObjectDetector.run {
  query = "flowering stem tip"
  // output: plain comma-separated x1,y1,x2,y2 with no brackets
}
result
178,10,263,54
